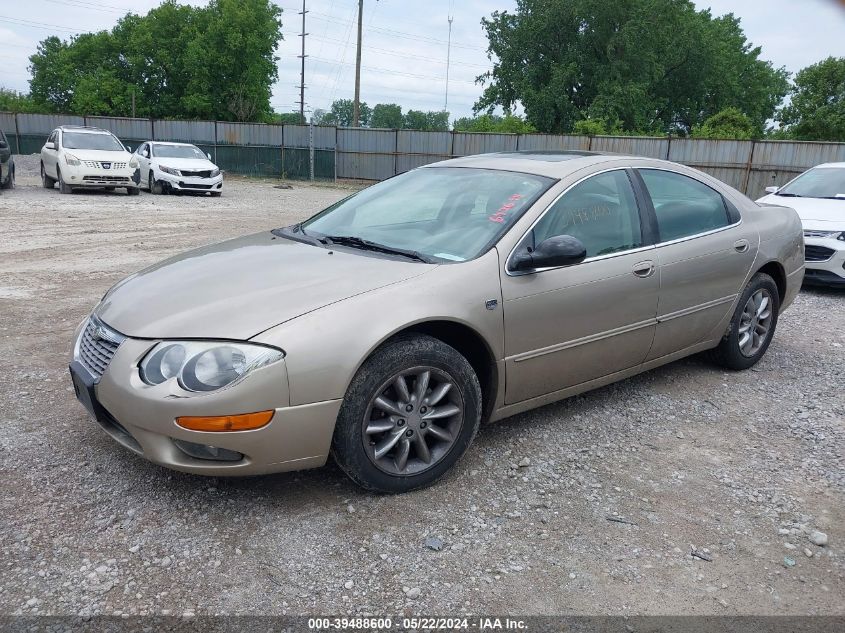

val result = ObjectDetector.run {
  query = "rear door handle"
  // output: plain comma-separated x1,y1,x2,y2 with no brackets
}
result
734,239,750,253
632,260,656,278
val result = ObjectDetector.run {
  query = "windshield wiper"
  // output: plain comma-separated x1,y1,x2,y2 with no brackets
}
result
321,235,432,263
775,192,803,197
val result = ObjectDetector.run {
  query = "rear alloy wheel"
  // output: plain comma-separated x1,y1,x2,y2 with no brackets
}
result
57,168,72,194
332,334,481,493
41,163,56,189
708,272,779,370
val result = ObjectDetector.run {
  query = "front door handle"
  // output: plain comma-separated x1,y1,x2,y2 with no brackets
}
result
734,239,750,253
632,260,656,278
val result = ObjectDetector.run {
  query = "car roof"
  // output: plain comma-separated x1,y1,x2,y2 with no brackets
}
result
423,150,663,178
58,126,113,134
813,162,845,169
148,141,197,146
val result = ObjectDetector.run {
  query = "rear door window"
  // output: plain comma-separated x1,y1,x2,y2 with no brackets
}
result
639,169,732,242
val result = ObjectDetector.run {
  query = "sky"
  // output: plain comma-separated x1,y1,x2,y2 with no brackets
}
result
1,0,845,121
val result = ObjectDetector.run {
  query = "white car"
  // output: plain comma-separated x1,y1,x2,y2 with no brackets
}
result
757,163,845,287
40,126,140,195
134,141,223,196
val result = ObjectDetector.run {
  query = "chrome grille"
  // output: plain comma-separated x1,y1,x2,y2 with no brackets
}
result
82,161,128,169
77,317,125,379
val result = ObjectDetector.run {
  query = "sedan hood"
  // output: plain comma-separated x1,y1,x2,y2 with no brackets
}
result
757,194,845,226
96,232,432,339
154,157,217,171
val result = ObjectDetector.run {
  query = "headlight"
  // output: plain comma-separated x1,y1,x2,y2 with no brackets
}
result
803,229,845,240
65,153,81,166
129,156,139,168
210,168,221,178
160,165,180,176
139,341,283,392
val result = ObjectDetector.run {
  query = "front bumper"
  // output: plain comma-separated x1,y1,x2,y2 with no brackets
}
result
156,170,223,193
69,322,339,476
803,236,845,285
64,163,140,188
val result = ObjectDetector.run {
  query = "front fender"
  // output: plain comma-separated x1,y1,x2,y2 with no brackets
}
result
251,249,505,406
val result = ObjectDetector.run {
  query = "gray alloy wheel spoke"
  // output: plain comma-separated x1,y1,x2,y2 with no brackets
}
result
413,370,431,403
425,382,452,406
414,433,432,464
366,419,395,435
425,424,453,443
393,375,411,404
394,438,411,471
374,429,405,459
362,367,464,476
423,403,461,420
373,396,403,417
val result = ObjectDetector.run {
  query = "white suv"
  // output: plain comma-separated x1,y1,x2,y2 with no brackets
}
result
40,126,140,195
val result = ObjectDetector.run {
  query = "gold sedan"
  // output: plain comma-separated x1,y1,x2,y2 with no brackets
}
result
69,151,804,492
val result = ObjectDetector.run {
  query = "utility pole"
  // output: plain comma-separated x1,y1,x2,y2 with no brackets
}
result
444,15,453,113
297,0,309,124
352,0,363,127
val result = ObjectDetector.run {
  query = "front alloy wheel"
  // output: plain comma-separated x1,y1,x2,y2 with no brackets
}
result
363,367,464,476
332,334,481,493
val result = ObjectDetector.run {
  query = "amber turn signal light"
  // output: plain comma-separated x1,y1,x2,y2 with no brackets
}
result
176,410,274,432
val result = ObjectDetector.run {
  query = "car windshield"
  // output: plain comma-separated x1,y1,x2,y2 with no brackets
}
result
62,132,124,151
301,167,554,262
778,167,845,199
153,144,206,159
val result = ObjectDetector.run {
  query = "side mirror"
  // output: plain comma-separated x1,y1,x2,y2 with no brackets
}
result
765,186,779,194
141,150,149,158
126,145,132,153
45,141,56,150
0,140,7,149
512,235,587,271
207,152,212,160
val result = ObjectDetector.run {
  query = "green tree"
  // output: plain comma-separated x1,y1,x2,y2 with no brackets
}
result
28,0,282,121
273,112,305,125
476,0,789,135
319,99,371,127
453,113,536,133
0,88,39,113
370,103,403,128
402,110,450,131
777,57,845,142
692,107,756,139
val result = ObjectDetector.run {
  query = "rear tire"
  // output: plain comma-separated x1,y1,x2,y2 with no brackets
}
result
708,272,779,370
0,165,11,189
331,334,482,493
41,163,56,189
57,168,72,194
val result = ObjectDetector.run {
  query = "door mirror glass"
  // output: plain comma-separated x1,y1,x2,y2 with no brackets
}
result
45,141,56,150
765,186,779,194
512,235,587,271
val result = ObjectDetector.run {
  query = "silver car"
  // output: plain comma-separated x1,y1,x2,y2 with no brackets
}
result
69,151,804,492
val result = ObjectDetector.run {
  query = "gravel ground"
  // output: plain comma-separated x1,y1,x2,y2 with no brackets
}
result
1,155,843,617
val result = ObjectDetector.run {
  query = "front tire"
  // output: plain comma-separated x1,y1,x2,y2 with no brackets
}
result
708,272,779,370
41,163,56,189
149,173,163,195
331,334,482,493
0,165,12,189
57,168,72,194
127,186,139,196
